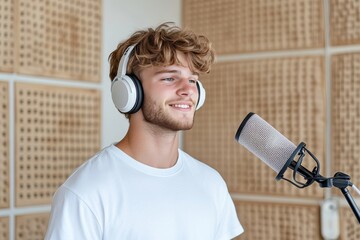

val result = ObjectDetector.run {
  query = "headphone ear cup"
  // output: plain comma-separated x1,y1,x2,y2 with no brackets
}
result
196,81,206,110
127,74,143,113
111,74,143,114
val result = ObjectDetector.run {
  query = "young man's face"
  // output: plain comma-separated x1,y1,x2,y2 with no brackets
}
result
139,52,199,131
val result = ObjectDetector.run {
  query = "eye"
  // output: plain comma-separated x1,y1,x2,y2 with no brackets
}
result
189,79,197,84
162,77,175,82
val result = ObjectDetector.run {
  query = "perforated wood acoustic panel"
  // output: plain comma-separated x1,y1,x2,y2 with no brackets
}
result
16,213,49,240
183,0,324,54
0,217,9,240
330,0,360,46
234,201,321,239
184,56,325,198
15,83,101,206
17,0,102,82
0,0,16,73
340,206,360,240
0,81,9,209
332,53,360,189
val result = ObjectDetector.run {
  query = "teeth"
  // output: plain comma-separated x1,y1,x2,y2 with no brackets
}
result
173,104,190,109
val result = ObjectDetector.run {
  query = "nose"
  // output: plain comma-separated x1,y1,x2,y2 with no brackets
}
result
176,79,197,98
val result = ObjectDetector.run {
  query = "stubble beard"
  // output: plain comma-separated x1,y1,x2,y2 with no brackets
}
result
142,97,195,131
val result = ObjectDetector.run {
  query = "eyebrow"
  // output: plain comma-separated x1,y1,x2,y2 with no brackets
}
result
154,69,198,78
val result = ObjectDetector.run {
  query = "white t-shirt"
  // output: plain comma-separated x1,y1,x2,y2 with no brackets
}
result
45,144,244,239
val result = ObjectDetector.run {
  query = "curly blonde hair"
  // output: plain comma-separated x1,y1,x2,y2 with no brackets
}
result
108,22,215,81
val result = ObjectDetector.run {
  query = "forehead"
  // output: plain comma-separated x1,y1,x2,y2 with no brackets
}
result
164,52,197,74
146,64,198,78
141,52,198,77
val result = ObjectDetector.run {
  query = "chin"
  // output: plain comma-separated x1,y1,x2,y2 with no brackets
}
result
160,119,194,131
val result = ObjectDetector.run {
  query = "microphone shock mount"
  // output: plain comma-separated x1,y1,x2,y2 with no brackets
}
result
276,142,360,224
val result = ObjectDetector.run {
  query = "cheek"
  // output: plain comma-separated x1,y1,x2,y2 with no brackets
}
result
143,82,165,95
145,85,172,100
143,90,165,108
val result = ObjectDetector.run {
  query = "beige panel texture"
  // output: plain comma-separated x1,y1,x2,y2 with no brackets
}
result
0,217,9,240
16,213,49,240
332,53,360,187
184,56,325,198
0,0,16,72
0,81,9,209
17,0,102,82
340,207,360,240
234,201,321,239
330,0,360,46
183,0,324,54
15,83,101,206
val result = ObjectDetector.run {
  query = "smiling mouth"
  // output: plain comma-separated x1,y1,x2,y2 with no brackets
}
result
170,104,191,109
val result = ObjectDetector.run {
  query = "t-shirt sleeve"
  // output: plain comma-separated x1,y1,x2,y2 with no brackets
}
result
44,186,102,240
215,186,244,240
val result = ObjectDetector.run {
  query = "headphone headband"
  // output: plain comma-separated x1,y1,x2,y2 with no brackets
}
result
117,44,136,77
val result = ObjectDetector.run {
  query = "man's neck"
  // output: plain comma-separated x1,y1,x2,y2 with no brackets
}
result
116,122,180,169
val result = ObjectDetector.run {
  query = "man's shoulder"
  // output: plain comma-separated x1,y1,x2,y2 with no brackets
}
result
179,149,224,182
61,145,123,194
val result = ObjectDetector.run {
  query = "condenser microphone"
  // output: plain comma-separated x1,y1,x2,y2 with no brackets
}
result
235,112,318,187
235,112,360,223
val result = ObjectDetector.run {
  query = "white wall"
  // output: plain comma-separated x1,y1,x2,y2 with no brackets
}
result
101,0,182,147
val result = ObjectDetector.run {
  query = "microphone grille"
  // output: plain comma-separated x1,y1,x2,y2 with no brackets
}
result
235,113,296,173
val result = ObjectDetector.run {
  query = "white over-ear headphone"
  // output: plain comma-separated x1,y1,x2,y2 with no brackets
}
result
111,44,206,114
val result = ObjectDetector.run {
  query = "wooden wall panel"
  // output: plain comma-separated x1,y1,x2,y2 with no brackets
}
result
340,207,360,240
183,0,324,54
0,81,9,209
15,83,101,206
184,56,325,198
330,0,360,46
16,0,102,82
0,217,9,240
0,0,16,72
332,53,360,187
16,213,49,240
181,0,360,238
234,201,321,240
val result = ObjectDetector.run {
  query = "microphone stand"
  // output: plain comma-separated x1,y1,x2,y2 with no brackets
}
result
276,142,360,224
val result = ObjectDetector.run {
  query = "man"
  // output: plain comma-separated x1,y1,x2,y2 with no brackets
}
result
45,22,243,239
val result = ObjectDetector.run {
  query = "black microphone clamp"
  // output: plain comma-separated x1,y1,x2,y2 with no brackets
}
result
317,172,352,188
